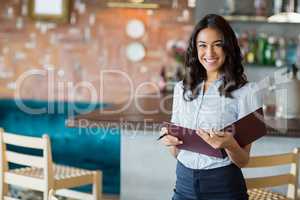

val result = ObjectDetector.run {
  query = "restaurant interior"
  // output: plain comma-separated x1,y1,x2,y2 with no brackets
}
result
0,0,300,199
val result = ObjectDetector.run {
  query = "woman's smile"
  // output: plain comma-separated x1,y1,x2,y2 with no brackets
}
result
196,27,225,74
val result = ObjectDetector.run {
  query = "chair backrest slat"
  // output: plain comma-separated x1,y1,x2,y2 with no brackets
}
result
246,174,294,189
4,171,45,191
4,196,21,200
0,131,53,171
3,133,44,150
246,153,295,168
244,148,300,199
6,151,44,168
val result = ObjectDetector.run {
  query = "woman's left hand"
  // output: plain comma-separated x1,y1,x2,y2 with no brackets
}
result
196,129,236,149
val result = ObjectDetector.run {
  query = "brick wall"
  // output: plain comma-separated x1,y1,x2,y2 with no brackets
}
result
0,0,193,103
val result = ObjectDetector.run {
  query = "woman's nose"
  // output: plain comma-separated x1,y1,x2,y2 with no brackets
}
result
205,46,215,56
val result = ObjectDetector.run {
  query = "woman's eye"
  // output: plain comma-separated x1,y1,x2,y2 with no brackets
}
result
198,44,206,48
215,43,223,47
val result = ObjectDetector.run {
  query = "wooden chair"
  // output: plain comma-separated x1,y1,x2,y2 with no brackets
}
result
49,189,58,200
0,128,102,200
244,148,300,200
49,189,120,200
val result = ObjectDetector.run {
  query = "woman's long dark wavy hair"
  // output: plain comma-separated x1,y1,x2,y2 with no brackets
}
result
183,14,247,101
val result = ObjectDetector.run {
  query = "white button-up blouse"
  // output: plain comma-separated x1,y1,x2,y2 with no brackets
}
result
171,79,262,169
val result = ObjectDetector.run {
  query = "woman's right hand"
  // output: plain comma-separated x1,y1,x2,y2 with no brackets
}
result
160,127,183,147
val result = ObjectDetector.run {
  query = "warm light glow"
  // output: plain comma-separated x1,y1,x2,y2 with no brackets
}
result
268,12,300,23
129,0,144,3
188,0,196,8
107,2,159,9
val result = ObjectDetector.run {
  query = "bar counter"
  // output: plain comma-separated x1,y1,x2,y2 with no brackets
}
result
67,93,300,137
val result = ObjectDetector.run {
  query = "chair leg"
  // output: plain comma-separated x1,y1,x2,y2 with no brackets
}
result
93,171,102,200
0,183,8,198
44,189,50,200
48,189,58,200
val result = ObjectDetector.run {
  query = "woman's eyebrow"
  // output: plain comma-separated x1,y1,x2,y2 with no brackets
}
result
197,40,223,44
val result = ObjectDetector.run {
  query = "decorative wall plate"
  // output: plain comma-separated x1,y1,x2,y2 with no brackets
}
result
126,42,145,62
126,19,145,39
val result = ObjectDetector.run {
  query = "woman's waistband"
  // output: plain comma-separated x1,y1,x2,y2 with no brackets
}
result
177,160,240,175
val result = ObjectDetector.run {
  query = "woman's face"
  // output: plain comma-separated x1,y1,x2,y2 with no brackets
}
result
196,27,225,74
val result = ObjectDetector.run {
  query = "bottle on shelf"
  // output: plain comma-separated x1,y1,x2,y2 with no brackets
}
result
246,31,257,64
222,0,235,15
283,0,296,12
237,29,299,68
273,0,283,14
275,37,287,67
286,38,297,66
239,31,249,60
264,36,277,66
256,33,268,65
254,0,267,16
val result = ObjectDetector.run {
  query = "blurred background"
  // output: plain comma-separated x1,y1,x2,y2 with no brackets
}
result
0,0,300,199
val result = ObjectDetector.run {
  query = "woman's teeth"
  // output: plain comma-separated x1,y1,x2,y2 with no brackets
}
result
205,58,217,63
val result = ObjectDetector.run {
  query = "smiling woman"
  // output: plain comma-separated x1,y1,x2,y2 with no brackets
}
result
159,14,263,200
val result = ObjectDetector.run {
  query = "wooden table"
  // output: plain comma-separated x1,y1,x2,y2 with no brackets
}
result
67,93,300,137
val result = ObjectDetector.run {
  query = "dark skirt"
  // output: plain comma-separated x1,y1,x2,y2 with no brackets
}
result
172,161,249,200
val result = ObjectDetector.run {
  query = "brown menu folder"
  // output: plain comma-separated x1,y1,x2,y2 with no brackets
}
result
163,107,267,158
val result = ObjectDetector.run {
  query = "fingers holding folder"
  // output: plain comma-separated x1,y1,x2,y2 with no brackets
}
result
160,108,266,158
159,127,183,147
196,129,236,149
